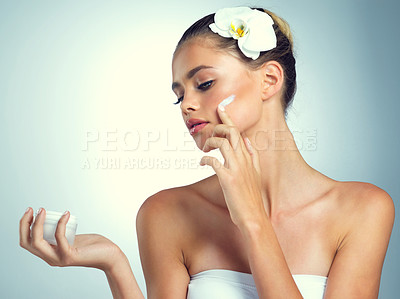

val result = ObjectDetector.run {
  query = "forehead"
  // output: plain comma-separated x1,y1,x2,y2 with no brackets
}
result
172,40,240,81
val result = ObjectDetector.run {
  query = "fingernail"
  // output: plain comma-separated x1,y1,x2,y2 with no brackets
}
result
218,104,225,111
63,211,69,216
219,94,235,107
245,137,252,147
245,137,253,154
37,208,43,215
25,207,30,214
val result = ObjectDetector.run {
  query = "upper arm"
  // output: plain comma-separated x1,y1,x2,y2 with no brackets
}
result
136,190,190,299
325,185,395,298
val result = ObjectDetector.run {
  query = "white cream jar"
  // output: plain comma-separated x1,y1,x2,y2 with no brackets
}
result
34,210,78,245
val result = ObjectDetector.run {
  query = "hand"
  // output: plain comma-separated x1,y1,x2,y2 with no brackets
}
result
200,105,267,228
19,207,124,272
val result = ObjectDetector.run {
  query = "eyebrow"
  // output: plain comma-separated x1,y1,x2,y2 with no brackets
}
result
172,65,214,91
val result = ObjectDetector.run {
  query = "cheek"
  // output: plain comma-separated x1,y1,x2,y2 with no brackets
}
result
227,100,262,132
210,72,254,105
222,79,262,131
210,79,258,109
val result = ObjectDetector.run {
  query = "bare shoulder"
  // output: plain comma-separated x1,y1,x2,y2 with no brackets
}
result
136,184,198,247
137,174,216,222
324,181,395,297
137,187,187,219
334,181,395,225
135,181,206,299
137,178,208,225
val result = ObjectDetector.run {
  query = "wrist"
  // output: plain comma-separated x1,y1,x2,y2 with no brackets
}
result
238,214,271,240
103,248,144,299
103,245,130,275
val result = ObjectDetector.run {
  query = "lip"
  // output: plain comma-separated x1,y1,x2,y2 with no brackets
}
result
186,118,209,135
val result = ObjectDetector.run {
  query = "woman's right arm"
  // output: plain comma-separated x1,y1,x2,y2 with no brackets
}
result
19,207,144,299
104,252,144,299
136,190,191,299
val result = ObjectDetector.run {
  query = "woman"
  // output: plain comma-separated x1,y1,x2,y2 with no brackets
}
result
19,7,394,299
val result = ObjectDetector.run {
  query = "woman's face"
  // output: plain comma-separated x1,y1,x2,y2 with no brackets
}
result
172,39,264,150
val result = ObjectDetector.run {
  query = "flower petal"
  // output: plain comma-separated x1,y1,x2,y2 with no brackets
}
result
214,7,253,30
243,12,276,51
240,47,261,60
238,35,260,60
209,23,231,38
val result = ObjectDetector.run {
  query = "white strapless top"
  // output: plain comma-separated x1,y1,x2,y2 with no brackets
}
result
187,269,327,299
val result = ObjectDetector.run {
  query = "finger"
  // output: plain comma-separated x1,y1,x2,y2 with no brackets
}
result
19,207,33,249
30,208,60,263
31,208,46,242
31,209,53,251
200,156,226,175
217,103,235,126
203,137,237,169
244,137,261,175
211,124,242,152
203,135,235,159
55,211,72,253
216,107,250,157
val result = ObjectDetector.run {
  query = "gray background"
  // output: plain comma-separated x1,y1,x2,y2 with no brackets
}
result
1,0,399,298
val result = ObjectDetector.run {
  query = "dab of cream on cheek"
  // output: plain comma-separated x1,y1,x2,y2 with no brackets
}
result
34,210,78,245
219,94,235,108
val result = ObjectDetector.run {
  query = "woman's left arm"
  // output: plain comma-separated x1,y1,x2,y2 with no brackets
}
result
322,186,394,298
200,105,304,298
200,105,395,299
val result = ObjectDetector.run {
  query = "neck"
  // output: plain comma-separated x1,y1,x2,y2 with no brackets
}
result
244,105,320,217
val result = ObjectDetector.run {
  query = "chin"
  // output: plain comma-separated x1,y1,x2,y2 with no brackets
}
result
202,147,215,153
194,139,207,153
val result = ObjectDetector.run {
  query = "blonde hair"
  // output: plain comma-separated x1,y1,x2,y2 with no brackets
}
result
264,9,293,49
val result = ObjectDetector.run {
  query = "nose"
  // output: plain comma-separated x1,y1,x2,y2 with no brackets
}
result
180,92,200,114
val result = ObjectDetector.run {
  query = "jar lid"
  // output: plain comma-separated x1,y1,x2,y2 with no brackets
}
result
35,210,78,225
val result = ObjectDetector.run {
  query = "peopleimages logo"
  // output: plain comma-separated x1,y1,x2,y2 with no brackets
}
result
81,128,197,152
80,128,317,170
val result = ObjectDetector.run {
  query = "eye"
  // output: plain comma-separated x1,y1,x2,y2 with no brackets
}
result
198,80,214,90
172,80,213,105
173,96,183,105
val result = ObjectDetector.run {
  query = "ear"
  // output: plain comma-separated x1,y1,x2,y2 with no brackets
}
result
259,61,284,101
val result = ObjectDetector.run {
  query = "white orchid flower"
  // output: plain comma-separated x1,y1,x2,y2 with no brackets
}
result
209,7,277,60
